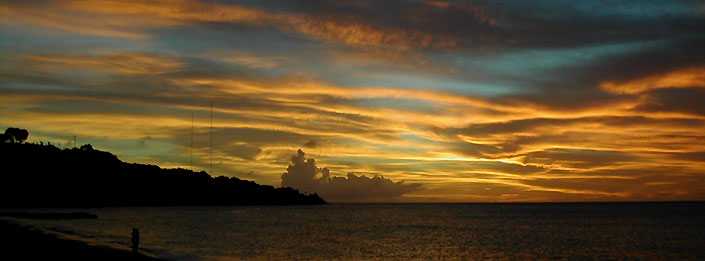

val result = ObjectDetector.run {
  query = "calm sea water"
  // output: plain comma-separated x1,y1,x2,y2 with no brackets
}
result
11,202,705,260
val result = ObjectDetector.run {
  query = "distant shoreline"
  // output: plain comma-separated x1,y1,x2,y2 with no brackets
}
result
327,200,705,204
0,218,164,260
0,211,97,219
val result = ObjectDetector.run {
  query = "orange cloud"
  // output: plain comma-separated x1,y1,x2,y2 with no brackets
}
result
0,2,172,39
600,67,705,94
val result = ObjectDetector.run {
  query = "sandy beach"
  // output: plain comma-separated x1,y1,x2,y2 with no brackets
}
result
0,219,162,260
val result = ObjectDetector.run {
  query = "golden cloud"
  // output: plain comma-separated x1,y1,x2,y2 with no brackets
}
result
600,66,705,94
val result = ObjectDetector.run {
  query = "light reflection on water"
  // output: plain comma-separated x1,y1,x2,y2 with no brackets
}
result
14,202,705,260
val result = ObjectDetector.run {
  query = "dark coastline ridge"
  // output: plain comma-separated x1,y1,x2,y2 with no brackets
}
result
0,128,326,208
0,128,324,260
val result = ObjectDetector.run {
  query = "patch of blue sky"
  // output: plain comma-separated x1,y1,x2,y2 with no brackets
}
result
152,26,317,56
23,129,79,147
60,69,118,81
1,81,88,93
151,27,319,77
219,58,292,79
212,0,297,12
102,138,182,164
452,40,659,79
123,138,179,156
153,26,509,97
28,99,187,116
32,128,182,164
569,1,699,18
337,72,517,97
0,25,152,54
514,0,698,19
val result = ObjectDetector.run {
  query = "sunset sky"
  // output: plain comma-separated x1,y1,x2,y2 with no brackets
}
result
1,0,704,202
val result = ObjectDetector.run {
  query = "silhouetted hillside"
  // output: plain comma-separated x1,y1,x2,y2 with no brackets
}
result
0,140,325,208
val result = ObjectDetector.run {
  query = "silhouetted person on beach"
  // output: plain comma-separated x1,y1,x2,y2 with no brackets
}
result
131,228,140,252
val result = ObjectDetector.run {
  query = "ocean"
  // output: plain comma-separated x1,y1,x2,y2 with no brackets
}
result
9,202,705,260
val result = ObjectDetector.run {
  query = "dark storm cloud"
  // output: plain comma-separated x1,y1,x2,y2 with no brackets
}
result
489,35,705,112
572,36,705,85
5,0,703,55
634,88,705,116
281,149,422,201
529,36,705,95
494,1,705,50
291,0,705,51
292,0,499,50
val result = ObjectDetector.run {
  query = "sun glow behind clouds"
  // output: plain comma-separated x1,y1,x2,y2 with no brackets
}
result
1,0,705,202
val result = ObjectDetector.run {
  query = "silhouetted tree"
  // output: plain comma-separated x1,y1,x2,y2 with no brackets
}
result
3,127,29,143
0,133,13,143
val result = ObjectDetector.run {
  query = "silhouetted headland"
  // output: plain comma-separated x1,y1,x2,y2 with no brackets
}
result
0,127,326,208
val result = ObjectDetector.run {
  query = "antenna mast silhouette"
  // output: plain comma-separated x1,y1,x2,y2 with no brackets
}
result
190,112,194,171
210,101,213,175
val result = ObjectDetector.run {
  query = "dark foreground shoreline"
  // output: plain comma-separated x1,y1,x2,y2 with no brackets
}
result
0,219,163,260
